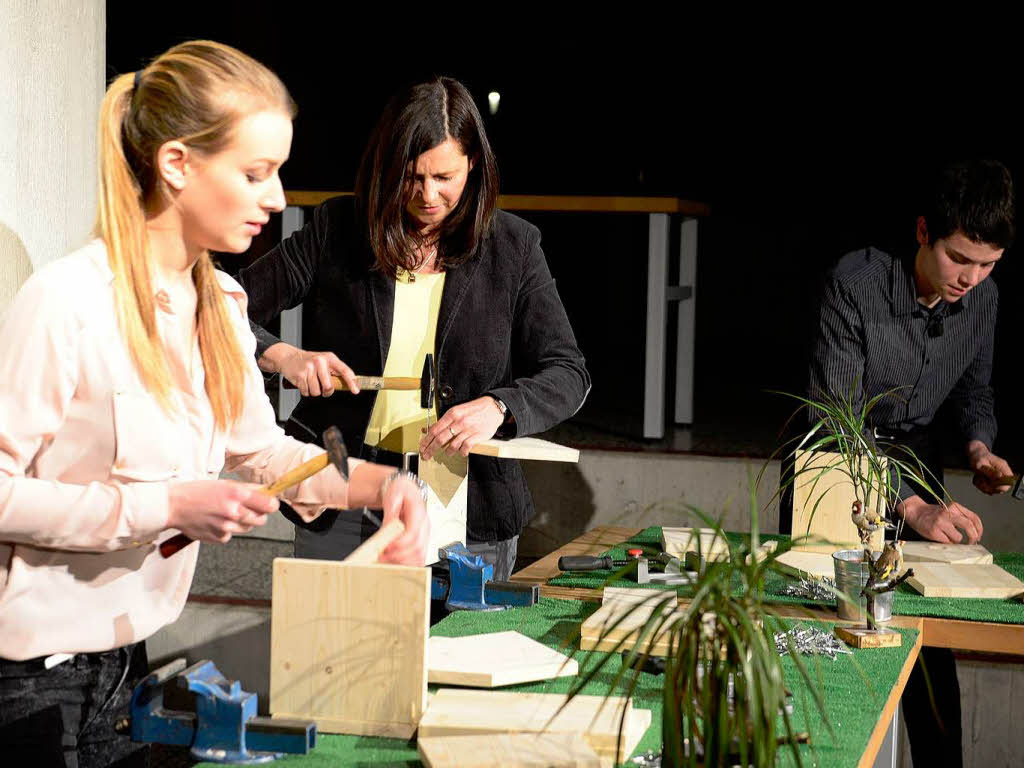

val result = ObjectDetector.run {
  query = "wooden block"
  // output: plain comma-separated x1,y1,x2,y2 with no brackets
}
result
269,557,430,738
471,436,580,463
417,689,650,763
662,527,730,560
791,450,884,554
901,541,993,565
835,626,903,648
580,588,682,656
905,563,1024,599
775,550,835,580
428,631,579,687
418,732,601,768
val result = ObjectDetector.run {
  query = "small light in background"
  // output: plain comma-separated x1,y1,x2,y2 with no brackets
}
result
487,91,501,115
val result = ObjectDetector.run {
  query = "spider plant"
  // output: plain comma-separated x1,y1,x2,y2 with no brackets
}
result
564,501,832,768
763,384,945,546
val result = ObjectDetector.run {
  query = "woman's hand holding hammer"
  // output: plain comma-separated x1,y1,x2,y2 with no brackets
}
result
166,480,280,544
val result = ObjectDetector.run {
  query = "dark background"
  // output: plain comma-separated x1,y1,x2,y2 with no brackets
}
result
106,8,1024,468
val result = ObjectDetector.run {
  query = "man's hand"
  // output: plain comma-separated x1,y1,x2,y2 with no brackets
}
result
260,342,359,397
419,397,505,460
967,440,1013,495
898,494,983,544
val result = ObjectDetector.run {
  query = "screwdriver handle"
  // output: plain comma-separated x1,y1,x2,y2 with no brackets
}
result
558,555,622,571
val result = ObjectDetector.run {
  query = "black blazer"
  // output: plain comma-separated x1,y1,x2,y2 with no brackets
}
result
237,196,590,540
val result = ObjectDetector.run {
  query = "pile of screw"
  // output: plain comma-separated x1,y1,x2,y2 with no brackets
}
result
780,576,836,602
774,623,852,660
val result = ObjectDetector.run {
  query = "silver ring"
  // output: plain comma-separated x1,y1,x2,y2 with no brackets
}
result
448,426,457,438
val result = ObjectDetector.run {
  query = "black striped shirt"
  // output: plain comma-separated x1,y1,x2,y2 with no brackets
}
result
808,246,998,451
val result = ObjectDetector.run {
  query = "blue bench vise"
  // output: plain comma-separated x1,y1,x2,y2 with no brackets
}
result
127,658,316,764
430,542,539,611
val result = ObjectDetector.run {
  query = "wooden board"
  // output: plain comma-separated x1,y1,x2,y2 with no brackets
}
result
417,688,651,764
901,541,993,565
791,450,884,554
775,550,836,580
418,732,601,768
662,527,730,560
428,631,578,687
905,563,1024,599
835,626,902,648
471,436,580,463
580,587,682,657
269,558,430,738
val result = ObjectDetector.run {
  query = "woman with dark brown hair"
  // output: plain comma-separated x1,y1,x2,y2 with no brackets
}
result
240,76,590,578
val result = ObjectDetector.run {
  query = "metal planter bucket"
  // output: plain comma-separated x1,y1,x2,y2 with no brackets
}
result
832,549,893,622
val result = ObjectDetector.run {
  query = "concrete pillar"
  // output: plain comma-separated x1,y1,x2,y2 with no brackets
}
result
0,0,105,311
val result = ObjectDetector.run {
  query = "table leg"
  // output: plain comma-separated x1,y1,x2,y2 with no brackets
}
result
644,213,669,438
277,205,305,422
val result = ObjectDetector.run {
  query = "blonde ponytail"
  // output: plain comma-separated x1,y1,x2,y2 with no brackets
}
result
93,42,295,430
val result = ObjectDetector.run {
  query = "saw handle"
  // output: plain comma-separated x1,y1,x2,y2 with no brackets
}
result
159,453,333,559
558,555,625,571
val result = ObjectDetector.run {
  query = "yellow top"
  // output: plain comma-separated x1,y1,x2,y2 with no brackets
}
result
364,269,445,453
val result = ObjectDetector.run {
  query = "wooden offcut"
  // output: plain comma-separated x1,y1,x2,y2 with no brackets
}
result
901,541,993,565
417,689,651,764
662,527,730,561
835,626,903,648
417,732,601,768
775,550,836,580
269,557,430,738
791,450,885,554
904,563,1024,599
471,436,580,463
428,631,578,687
580,587,682,656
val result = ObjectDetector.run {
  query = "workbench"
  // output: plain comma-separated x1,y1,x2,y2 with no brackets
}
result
188,523,935,767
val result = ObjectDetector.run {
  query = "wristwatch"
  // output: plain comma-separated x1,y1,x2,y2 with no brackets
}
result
489,395,510,422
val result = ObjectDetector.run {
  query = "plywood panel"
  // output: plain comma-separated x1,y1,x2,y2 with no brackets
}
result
428,631,578,687
901,541,993,565
417,689,651,763
472,436,580,463
269,557,430,738
417,732,601,768
905,563,1024,599
791,450,884,554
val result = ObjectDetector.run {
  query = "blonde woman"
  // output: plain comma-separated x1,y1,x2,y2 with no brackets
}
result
0,41,429,766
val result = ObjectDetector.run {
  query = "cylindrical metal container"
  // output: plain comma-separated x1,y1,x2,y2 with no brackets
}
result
832,549,894,622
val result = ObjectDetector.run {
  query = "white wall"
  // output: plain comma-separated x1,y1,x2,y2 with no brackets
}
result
0,0,104,305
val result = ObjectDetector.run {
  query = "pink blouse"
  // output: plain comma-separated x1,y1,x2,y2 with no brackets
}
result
0,240,354,660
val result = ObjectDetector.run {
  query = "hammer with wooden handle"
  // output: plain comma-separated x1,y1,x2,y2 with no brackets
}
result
283,353,436,402
982,473,1024,500
159,426,349,558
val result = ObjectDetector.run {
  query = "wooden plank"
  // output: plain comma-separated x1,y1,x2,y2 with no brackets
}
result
417,732,601,768
922,617,1024,654
471,436,579,463
856,622,923,768
284,190,711,217
342,519,405,565
417,689,651,763
901,541,993,565
791,450,884,554
905,563,1024,599
427,631,578,687
775,550,836,580
269,557,430,737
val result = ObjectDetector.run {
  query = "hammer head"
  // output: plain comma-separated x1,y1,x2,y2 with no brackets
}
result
322,426,349,482
1014,474,1024,501
421,354,436,411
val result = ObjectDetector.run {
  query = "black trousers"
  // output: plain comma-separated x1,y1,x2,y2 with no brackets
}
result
0,643,150,768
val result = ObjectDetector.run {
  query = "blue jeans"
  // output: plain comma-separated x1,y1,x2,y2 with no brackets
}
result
0,643,149,767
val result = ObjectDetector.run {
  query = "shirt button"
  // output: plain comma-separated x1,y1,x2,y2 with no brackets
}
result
440,385,454,400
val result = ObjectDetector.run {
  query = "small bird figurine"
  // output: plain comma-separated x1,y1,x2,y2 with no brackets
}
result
866,540,904,591
851,500,896,544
